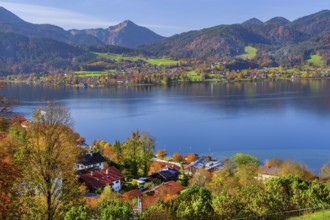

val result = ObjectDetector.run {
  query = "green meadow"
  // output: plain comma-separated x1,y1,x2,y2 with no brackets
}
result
238,46,257,59
93,52,142,61
289,210,330,220
307,55,323,67
146,58,178,65
186,70,202,81
74,70,115,77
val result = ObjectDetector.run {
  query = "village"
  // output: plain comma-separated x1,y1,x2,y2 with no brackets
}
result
2,100,330,219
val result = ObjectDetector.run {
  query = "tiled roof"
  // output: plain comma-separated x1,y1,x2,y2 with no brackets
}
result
21,121,30,127
152,161,181,171
10,116,27,123
142,181,185,209
122,189,143,202
77,152,107,166
258,166,280,176
80,167,125,190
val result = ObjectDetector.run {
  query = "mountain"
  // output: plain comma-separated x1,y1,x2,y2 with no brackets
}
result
290,10,330,35
142,10,330,66
266,17,291,26
0,7,103,46
242,18,264,25
0,32,91,75
0,7,164,48
141,24,268,59
69,20,165,48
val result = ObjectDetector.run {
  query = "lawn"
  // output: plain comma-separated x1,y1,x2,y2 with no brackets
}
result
238,46,257,59
93,52,142,61
74,70,114,77
146,58,178,65
186,70,202,81
307,55,323,67
289,210,330,220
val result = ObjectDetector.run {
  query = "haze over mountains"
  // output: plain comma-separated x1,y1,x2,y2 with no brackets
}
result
0,6,329,74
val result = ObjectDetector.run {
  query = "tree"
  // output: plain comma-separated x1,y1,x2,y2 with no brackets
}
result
189,169,212,187
140,133,155,176
16,102,83,220
232,153,259,167
96,201,133,220
157,149,167,159
122,130,155,177
320,162,330,180
172,153,184,162
0,161,21,220
0,83,16,116
170,186,214,219
64,204,89,220
185,153,198,163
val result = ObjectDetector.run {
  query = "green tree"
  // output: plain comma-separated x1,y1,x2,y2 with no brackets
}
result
232,153,259,167
96,201,133,220
15,102,83,220
170,186,214,219
64,204,89,220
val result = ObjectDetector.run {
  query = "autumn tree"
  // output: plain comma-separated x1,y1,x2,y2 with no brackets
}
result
0,83,16,116
320,162,330,180
157,149,167,159
16,102,83,220
185,153,198,163
189,169,212,187
172,153,184,162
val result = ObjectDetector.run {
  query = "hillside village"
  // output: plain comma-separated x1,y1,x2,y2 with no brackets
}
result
2,109,330,219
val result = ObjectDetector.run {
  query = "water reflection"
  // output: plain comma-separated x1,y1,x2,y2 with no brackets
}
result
2,80,330,172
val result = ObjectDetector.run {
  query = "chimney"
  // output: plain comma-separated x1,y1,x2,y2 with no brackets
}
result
106,169,109,175
90,171,93,176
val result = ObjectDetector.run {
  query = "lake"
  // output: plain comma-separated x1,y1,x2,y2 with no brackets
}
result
2,80,330,173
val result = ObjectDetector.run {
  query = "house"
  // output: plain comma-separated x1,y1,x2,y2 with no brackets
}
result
20,121,30,128
79,167,125,192
77,152,107,172
150,158,182,171
123,181,185,212
256,166,280,182
150,167,180,182
184,158,223,175
10,116,30,128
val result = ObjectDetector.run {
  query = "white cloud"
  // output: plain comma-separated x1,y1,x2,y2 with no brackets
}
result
0,1,187,35
0,1,116,29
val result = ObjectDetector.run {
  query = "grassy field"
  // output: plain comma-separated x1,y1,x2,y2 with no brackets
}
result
186,70,202,81
307,55,323,67
94,52,178,65
238,46,257,59
289,210,330,220
146,58,178,65
94,52,142,61
74,70,115,77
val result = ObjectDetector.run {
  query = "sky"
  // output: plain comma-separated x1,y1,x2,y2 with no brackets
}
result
0,0,329,36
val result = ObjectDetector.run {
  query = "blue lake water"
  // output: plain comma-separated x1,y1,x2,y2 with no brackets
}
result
2,80,330,173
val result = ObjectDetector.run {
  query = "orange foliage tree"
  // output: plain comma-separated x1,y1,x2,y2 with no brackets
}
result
157,149,167,159
172,153,184,162
185,153,198,163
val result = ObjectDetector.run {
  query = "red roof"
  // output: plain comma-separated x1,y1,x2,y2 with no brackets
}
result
122,189,143,202
10,116,27,123
124,181,185,210
153,161,181,171
21,121,30,127
80,167,125,190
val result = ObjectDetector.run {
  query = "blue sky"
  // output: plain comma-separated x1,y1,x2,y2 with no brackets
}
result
0,0,329,36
